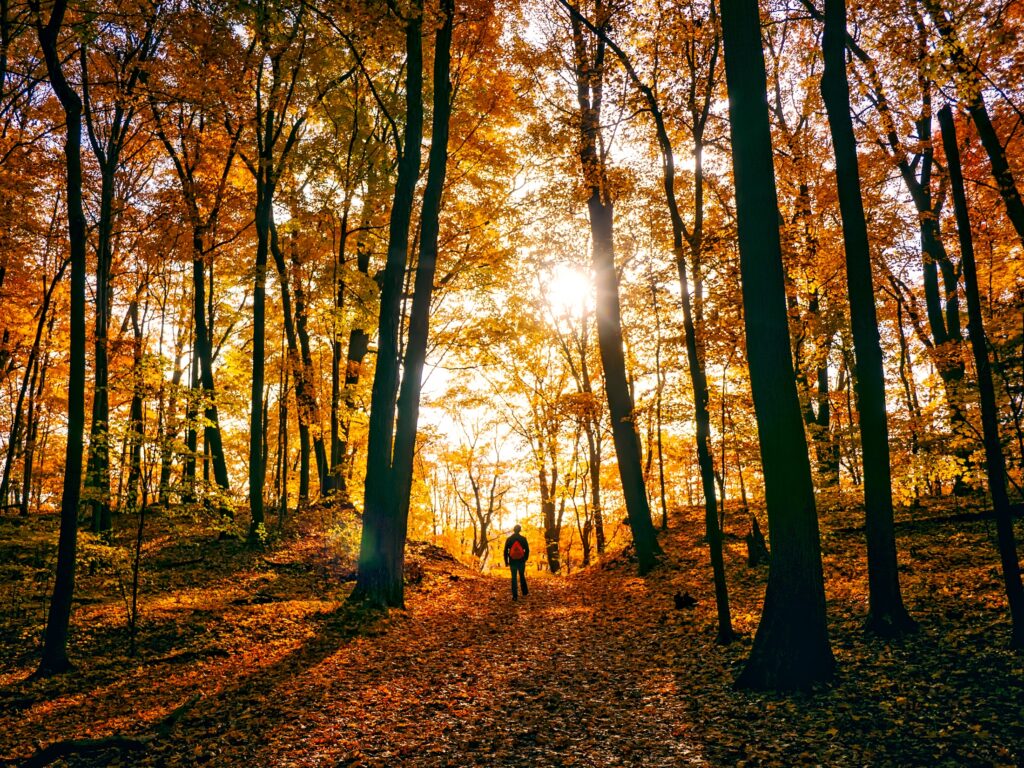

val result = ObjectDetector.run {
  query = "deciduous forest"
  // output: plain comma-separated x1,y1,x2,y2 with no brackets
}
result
1,0,1023,764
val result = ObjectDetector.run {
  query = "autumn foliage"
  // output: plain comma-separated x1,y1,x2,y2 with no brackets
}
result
1,0,1024,761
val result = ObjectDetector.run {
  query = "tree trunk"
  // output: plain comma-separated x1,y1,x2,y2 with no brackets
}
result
249,184,271,537
721,0,834,689
0,259,66,506
939,105,1024,648
353,1,426,608
585,421,605,554
125,300,145,515
289,230,329,496
335,202,375,494
191,244,231,499
385,0,455,602
821,0,915,636
569,6,661,573
267,221,315,502
563,0,727,590
21,350,48,517
36,0,87,676
85,168,113,534
540,466,561,573
588,195,662,573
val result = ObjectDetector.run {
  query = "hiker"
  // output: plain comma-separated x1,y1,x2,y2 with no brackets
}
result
503,524,530,600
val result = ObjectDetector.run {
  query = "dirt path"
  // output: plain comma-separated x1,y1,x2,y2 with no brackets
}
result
8,510,1024,767
224,568,704,767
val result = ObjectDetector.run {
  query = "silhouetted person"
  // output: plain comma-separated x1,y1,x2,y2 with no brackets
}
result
504,524,530,600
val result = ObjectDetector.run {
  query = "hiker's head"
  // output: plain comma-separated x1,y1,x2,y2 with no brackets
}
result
513,524,522,534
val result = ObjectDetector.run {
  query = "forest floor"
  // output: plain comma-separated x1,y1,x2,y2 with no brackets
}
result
1,494,1023,767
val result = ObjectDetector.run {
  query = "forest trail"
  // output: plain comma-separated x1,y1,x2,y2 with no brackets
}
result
5,507,1024,767
229,565,704,767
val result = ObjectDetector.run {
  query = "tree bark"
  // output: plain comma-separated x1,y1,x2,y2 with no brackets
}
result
191,251,231,508
249,181,271,536
569,3,661,574
821,0,915,636
721,0,834,689
35,0,87,676
353,0,426,607
386,0,455,603
939,105,1024,648
124,300,145,515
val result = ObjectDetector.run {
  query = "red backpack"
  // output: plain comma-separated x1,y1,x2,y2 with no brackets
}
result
509,539,526,561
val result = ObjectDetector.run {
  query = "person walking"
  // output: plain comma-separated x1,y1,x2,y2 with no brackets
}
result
503,524,530,600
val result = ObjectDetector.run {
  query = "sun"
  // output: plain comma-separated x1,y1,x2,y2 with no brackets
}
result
542,264,592,319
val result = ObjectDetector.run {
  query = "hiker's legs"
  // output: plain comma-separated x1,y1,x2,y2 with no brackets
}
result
518,564,528,596
510,563,520,600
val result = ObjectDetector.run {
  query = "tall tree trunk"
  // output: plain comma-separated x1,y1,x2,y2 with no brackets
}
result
821,0,915,636
289,230,329,495
385,0,455,603
540,466,561,572
352,1,425,608
721,0,834,689
563,0,727,624
35,0,87,676
249,183,272,537
569,4,661,574
939,105,1024,648
183,322,199,499
192,247,229,478
268,221,314,502
587,193,661,573
192,250,231,512
652,284,668,531
335,199,376,494
85,169,113,534
585,420,604,554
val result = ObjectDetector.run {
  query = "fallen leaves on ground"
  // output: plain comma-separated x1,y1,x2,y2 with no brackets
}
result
1,493,1023,766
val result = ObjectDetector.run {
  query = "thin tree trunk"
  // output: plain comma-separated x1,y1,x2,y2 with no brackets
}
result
336,202,376,494
721,0,834,689
125,300,145,515
289,229,329,495
0,259,67,505
249,183,271,536
267,221,314,502
84,168,113,534
939,105,1024,648
191,253,231,510
35,0,88,676
21,350,48,517
821,0,915,635
560,0,727,620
